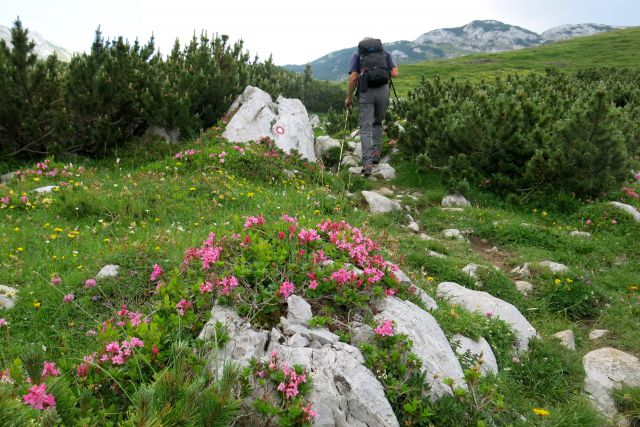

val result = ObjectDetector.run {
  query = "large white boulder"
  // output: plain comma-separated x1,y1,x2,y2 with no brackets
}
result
437,281,537,353
375,296,466,399
583,347,640,421
222,86,316,162
609,201,640,222
450,334,498,375
361,191,402,214
200,305,399,427
442,194,471,208
371,163,396,180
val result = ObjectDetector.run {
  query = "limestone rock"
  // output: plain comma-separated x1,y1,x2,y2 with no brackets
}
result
96,264,119,279
375,296,466,399
515,280,533,296
583,348,640,420
552,330,576,350
371,163,396,180
427,250,446,258
308,328,340,345
539,260,569,273
222,86,316,161
443,229,464,240
511,263,530,278
0,285,18,310
286,295,312,326
407,221,420,233
144,126,180,144
1,171,17,185
33,185,58,194
350,322,375,346
375,187,394,197
589,329,610,340
437,281,537,353
420,233,436,241
442,194,471,208
609,201,640,222
315,135,341,159
288,333,310,347
451,334,498,375
570,230,592,238
309,114,321,128
341,156,360,167
361,191,402,214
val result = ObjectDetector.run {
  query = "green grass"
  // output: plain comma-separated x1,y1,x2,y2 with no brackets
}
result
395,28,640,94
0,131,638,425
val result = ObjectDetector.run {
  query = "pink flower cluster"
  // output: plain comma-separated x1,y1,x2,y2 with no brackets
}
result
23,383,56,410
298,228,320,244
62,293,74,303
330,269,361,287
50,275,62,286
17,159,75,180
116,305,148,327
318,219,382,268
374,320,394,337
279,281,295,299
183,233,224,270
244,214,266,230
97,337,144,366
209,151,227,163
623,186,639,199
41,361,60,379
176,299,192,316
174,149,201,159
149,264,164,281
266,351,311,401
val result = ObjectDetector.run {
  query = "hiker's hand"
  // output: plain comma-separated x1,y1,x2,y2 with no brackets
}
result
344,97,352,109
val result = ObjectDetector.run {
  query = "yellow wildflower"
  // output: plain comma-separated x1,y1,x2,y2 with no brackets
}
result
554,278,562,285
532,408,550,417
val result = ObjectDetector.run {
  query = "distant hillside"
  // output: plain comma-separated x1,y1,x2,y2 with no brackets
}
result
284,20,624,81
395,27,640,95
0,24,72,61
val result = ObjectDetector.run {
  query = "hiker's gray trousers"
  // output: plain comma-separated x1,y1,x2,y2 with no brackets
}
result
359,84,390,166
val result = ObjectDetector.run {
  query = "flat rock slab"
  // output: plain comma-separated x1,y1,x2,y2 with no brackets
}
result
437,281,537,353
589,329,610,340
583,347,640,419
96,264,120,278
539,260,569,273
33,185,58,194
515,280,533,296
361,191,402,214
0,285,18,310
442,194,470,207
375,296,466,399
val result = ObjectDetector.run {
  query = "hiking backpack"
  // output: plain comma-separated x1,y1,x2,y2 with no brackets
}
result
358,38,390,88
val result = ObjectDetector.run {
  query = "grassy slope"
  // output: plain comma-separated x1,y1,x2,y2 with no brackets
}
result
395,27,640,94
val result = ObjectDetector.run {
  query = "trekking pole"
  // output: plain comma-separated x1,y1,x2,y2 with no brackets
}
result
389,78,399,102
336,107,349,176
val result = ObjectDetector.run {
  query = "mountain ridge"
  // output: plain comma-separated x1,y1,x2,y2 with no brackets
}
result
0,24,72,61
284,20,626,81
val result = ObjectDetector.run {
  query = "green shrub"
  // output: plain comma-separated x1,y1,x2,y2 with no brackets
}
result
613,386,640,425
534,274,603,320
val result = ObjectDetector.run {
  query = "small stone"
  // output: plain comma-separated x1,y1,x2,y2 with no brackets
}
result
427,250,446,258
441,194,471,208
552,330,576,350
1,171,17,185
442,207,464,212
420,233,436,241
288,333,310,347
451,334,498,375
33,185,58,194
539,260,569,273
443,229,464,240
308,339,323,349
570,231,592,238
361,191,402,214
287,295,312,326
371,163,396,180
511,263,530,278
589,329,610,340
376,187,394,197
96,264,119,278
283,323,311,337
407,222,420,233
515,280,533,296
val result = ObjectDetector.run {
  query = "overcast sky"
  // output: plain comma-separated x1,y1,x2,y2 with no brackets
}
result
2,0,639,65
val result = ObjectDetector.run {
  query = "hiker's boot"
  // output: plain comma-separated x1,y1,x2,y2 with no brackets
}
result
372,150,381,165
362,164,372,177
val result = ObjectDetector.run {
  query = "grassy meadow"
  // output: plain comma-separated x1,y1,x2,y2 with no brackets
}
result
395,27,640,94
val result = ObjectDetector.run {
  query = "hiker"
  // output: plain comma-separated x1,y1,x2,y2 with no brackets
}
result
345,37,398,176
